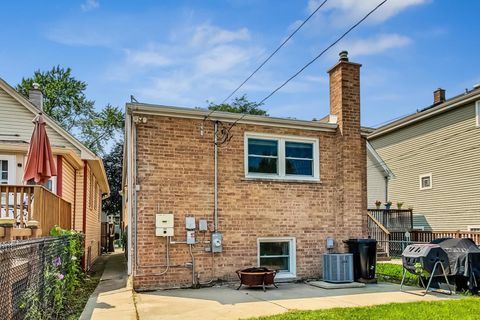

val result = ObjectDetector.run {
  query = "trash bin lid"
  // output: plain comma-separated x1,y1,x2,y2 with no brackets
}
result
347,238,377,244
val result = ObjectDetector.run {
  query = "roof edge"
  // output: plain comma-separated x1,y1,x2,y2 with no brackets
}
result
127,102,338,132
369,90,480,139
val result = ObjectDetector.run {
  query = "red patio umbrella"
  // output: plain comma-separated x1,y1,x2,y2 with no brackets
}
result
23,113,57,184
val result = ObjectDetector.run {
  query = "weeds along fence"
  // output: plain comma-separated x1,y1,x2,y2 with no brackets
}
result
0,235,84,320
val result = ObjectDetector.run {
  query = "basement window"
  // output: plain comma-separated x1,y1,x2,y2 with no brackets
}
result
419,173,432,190
245,133,319,181
257,237,296,279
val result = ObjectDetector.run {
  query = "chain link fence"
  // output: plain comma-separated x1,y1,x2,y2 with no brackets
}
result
0,236,83,320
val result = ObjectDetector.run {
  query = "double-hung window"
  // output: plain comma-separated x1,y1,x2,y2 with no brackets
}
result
245,133,319,181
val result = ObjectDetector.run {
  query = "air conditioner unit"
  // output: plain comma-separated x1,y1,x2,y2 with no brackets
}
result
322,253,354,283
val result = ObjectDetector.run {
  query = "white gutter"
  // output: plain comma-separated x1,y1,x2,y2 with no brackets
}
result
367,141,394,178
127,103,338,133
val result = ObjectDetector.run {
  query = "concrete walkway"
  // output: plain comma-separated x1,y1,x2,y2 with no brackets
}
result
80,250,137,320
135,282,458,320
81,254,458,320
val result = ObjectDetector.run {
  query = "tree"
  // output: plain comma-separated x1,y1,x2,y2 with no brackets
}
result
102,141,123,218
207,95,267,115
16,66,123,155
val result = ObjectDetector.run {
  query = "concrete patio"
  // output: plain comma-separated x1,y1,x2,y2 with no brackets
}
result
135,282,457,320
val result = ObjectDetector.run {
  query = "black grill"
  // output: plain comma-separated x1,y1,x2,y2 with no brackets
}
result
402,243,450,276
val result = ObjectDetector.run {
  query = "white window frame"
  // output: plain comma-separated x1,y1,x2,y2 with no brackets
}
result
244,132,320,182
476,101,480,127
257,237,296,279
44,176,57,194
467,226,480,232
0,155,16,185
419,173,432,190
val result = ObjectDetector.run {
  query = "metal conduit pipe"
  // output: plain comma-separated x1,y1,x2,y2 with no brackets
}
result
188,244,196,287
214,121,219,232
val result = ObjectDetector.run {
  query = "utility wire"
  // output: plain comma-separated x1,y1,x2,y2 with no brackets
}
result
227,0,388,131
203,0,328,122
221,0,328,104
368,126,478,170
259,0,388,105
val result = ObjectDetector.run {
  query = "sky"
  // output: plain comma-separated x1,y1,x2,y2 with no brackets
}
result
1,0,479,127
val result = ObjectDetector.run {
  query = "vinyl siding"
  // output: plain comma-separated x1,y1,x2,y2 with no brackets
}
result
369,101,480,231
0,87,79,153
62,159,76,226
367,152,387,207
74,169,84,232
85,165,101,265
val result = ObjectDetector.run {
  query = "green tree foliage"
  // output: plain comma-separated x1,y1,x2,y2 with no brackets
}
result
102,141,123,217
16,66,123,155
207,95,267,115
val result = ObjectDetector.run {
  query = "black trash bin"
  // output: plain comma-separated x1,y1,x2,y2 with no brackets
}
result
344,239,377,283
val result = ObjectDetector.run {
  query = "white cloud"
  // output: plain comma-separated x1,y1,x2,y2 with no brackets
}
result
343,33,411,56
308,0,429,25
81,0,99,12
124,49,172,67
191,24,250,47
195,45,254,74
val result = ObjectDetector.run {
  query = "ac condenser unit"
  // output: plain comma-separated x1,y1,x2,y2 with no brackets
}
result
322,253,354,283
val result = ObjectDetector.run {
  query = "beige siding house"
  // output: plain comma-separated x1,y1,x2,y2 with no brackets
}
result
368,87,480,231
0,78,110,266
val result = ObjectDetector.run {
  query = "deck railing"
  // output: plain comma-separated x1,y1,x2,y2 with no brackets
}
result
411,230,480,245
0,185,72,240
367,212,390,254
367,209,413,232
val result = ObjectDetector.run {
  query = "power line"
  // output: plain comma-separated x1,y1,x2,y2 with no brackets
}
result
259,0,388,105
203,0,328,122
227,0,388,131
221,0,328,105
368,126,478,170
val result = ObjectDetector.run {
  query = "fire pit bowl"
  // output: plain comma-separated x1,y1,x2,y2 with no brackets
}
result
235,267,278,292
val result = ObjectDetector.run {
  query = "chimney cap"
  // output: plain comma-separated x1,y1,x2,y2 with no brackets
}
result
32,83,41,90
339,51,349,62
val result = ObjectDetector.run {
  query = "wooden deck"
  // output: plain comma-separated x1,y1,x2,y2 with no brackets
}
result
0,185,72,241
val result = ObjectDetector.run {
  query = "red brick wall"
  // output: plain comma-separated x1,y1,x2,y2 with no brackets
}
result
132,115,367,290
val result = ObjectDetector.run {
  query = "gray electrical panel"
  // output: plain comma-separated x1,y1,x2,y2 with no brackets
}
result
199,219,208,232
211,232,223,253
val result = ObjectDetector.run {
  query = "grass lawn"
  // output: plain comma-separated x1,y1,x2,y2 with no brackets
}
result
376,263,417,286
249,297,480,320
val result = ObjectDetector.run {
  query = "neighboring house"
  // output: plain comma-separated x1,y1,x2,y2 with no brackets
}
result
0,78,110,266
367,86,480,231
123,52,370,290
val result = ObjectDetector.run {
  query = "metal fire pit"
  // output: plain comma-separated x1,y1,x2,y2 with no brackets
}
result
236,267,278,292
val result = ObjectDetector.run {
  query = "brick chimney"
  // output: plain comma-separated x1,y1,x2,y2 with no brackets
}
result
328,51,361,135
28,83,43,110
328,51,366,241
433,88,445,105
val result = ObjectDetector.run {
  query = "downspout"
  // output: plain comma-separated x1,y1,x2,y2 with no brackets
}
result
126,112,133,275
385,176,389,202
213,121,219,232
82,160,88,270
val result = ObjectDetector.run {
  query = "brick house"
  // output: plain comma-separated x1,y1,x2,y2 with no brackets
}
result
123,52,369,290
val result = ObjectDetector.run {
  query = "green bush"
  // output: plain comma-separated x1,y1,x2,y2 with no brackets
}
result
20,226,85,319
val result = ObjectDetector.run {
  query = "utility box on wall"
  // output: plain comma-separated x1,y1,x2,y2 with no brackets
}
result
156,213,174,237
